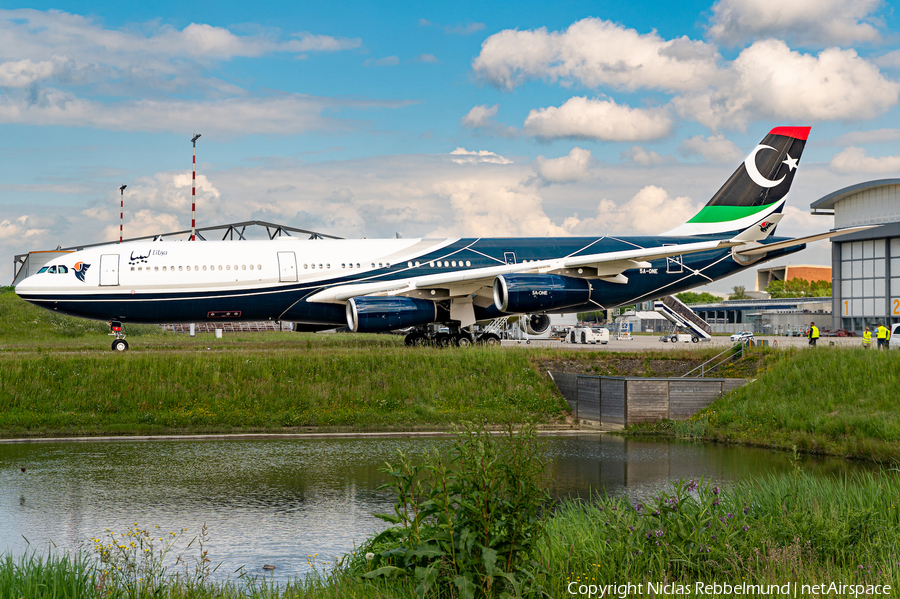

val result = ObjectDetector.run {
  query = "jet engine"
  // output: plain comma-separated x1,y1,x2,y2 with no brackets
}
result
519,314,552,335
493,274,592,313
346,296,438,333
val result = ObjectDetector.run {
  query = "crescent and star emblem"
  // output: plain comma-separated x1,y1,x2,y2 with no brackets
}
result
743,145,798,189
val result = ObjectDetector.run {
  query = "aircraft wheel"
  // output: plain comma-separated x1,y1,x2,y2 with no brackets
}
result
692,336,699,343
111,339,129,352
581,332,587,344
484,335,500,347
670,336,678,343
436,333,452,348
456,334,474,348
404,333,418,347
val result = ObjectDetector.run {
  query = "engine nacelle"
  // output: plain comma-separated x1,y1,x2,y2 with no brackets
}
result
493,274,592,313
520,314,552,335
346,296,438,333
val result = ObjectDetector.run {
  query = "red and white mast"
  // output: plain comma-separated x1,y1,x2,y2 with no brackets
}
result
119,184,127,243
191,133,201,241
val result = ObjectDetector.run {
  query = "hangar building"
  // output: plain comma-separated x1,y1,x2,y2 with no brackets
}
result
810,179,900,333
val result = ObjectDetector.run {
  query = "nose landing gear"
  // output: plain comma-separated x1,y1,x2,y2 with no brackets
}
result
109,321,129,352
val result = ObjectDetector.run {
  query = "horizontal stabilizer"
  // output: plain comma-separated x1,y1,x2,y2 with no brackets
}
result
733,225,876,256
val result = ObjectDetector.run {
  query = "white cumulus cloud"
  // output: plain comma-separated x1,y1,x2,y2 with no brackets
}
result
678,134,743,163
472,18,720,93
449,148,513,164
523,97,673,142
622,146,666,166
707,0,883,46
565,185,701,235
535,148,594,183
673,40,900,129
829,147,900,174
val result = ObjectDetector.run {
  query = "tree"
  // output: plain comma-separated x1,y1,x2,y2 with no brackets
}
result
577,310,605,322
676,291,721,305
729,285,750,300
766,279,832,298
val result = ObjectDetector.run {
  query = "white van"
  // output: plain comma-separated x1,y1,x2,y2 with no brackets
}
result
567,326,610,345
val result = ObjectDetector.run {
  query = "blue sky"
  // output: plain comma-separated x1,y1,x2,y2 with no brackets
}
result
2,0,900,289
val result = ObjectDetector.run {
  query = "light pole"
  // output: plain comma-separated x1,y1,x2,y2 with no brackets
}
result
191,133,201,241
119,184,127,243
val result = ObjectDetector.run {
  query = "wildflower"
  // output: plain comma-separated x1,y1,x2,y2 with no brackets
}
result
742,526,749,532
713,486,720,495
365,552,374,561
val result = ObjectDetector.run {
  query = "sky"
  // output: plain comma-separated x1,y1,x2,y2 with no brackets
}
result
2,0,900,291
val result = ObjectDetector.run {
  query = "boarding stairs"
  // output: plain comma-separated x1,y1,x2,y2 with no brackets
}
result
654,295,712,341
481,316,510,337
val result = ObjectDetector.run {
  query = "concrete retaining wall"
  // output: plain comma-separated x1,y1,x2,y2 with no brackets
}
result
549,372,750,426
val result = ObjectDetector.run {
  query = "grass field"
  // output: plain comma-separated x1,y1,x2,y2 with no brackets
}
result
632,346,900,461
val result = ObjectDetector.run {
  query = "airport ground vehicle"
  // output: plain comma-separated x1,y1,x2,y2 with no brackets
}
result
566,325,609,344
731,331,755,343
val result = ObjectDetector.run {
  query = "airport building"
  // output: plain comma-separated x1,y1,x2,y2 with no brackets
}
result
809,179,900,333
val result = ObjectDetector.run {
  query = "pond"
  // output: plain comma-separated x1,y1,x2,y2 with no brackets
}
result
0,434,872,583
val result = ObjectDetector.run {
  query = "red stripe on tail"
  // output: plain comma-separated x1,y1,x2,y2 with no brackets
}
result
769,126,811,140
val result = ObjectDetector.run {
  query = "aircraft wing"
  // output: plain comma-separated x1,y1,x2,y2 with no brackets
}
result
732,225,876,256
305,238,741,304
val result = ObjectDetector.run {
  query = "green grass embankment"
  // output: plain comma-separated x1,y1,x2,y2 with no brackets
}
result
0,348,567,437
632,347,900,461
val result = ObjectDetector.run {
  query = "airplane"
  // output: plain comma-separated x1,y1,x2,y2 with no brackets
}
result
14,126,865,351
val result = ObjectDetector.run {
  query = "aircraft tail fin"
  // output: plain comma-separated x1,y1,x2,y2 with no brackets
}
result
666,126,810,237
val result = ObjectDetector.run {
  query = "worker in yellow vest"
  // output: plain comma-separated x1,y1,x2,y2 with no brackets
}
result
862,326,872,349
876,323,888,350
808,322,819,347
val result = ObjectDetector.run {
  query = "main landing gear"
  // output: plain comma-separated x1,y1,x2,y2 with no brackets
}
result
109,320,129,352
403,326,501,348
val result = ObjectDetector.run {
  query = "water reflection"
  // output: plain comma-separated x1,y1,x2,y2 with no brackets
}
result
0,435,873,583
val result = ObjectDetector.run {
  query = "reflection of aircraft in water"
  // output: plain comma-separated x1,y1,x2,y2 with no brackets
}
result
16,127,865,351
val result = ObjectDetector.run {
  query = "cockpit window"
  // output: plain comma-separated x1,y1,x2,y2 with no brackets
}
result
57,265,68,274
37,267,49,274
47,266,57,274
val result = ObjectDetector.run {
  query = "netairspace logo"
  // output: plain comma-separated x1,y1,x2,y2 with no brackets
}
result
566,581,892,597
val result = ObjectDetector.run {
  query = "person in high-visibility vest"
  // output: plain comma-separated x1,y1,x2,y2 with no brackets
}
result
862,326,872,349
888,324,892,350
808,321,819,347
876,323,888,350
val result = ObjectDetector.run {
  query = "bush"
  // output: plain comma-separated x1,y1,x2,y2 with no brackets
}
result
363,425,550,598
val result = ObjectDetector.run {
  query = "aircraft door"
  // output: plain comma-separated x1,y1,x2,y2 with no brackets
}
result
277,251,298,282
99,254,120,286
504,252,517,265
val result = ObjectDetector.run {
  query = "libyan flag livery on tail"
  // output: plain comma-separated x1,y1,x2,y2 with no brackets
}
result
666,126,810,238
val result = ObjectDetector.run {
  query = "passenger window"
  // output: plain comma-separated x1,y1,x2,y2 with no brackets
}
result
131,267,135,271
217,265,222,270
451,261,456,267
371,263,375,268
257,264,262,270
178,266,183,271
242,265,246,270
38,267,49,273
226,265,230,271
163,266,167,272
466,261,471,267
203,266,207,271
58,265,68,273
326,264,330,269
407,262,412,268
356,263,360,268
154,266,159,272
415,261,420,267
429,262,434,267
234,265,238,270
